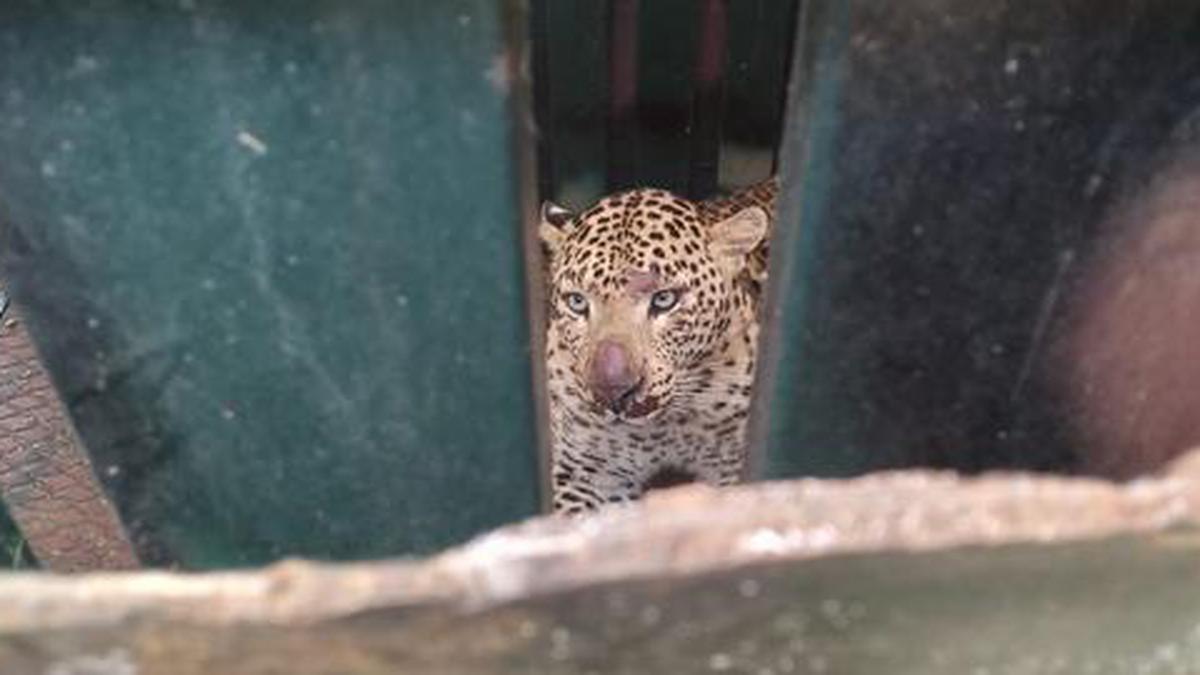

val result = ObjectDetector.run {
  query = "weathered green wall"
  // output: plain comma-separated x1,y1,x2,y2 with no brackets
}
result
0,0,540,567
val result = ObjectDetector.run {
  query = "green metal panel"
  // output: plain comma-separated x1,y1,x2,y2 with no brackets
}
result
753,0,1200,479
750,0,856,479
0,0,540,567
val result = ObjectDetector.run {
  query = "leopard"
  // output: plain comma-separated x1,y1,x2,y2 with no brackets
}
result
539,178,777,514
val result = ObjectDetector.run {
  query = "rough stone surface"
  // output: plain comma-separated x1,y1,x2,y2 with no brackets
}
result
1,454,1199,673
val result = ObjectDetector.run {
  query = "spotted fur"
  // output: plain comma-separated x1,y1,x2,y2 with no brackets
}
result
541,179,777,514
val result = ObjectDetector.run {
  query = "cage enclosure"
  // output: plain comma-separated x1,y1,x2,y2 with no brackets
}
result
3,0,1200,672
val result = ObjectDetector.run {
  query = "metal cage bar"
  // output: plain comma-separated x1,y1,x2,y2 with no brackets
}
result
686,0,729,199
606,0,641,191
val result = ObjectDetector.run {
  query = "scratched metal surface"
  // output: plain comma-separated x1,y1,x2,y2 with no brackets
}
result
754,0,1200,480
0,1,540,567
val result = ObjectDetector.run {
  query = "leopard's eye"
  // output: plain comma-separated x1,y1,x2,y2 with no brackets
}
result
564,292,589,316
649,289,680,315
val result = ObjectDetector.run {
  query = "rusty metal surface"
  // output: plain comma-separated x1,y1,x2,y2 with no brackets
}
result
0,302,139,572
0,455,1199,673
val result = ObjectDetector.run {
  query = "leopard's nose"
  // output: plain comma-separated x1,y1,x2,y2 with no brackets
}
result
589,339,643,413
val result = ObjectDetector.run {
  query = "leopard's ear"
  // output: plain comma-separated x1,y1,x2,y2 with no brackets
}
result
709,206,769,276
539,201,575,255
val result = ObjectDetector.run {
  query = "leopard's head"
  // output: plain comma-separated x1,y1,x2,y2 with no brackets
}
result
541,188,768,421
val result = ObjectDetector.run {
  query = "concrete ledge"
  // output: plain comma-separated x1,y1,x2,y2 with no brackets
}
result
1,453,1199,673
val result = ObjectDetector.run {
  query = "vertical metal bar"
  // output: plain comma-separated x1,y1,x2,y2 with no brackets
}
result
745,0,855,480
687,0,729,199
507,0,554,513
607,0,639,191
530,0,556,201
770,0,804,175
0,296,139,571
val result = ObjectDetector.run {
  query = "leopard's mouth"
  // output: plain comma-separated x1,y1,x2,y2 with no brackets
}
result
622,394,662,419
591,390,664,421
